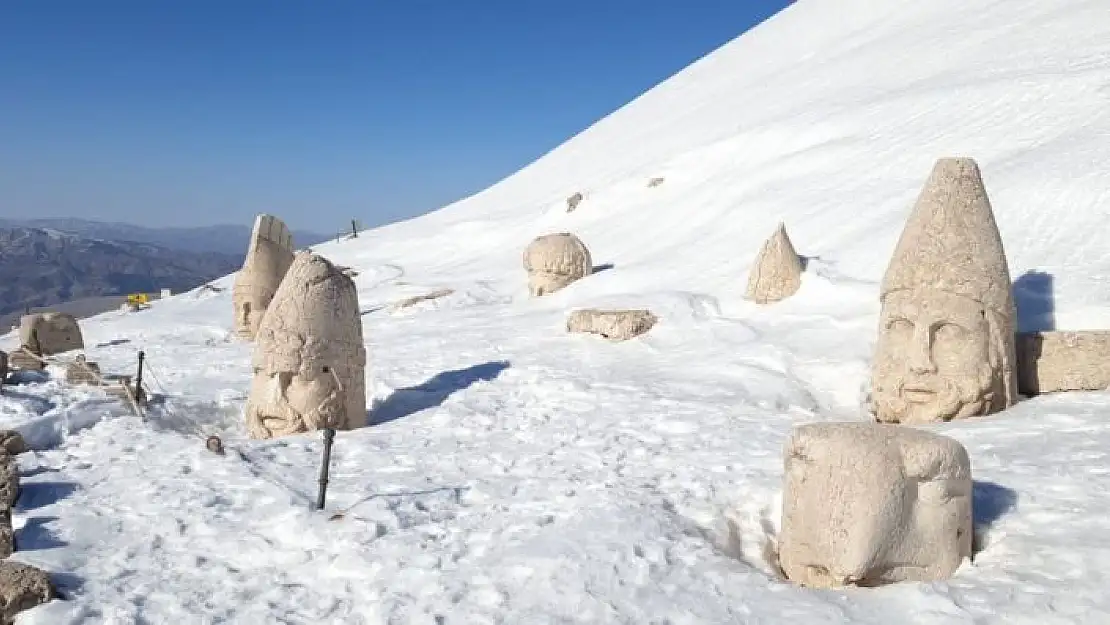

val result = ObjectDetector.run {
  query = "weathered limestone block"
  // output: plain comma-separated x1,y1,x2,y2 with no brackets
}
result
1016,330,1110,395
871,157,1019,424
0,561,55,624
566,309,658,341
245,251,367,439
745,223,804,304
65,354,101,385
566,192,584,212
7,350,41,372
232,214,295,340
523,233,593,296
18,313,83,356
779,422,972,588
0,432,26,456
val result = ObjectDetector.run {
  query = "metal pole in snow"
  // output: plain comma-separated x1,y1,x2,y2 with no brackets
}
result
316,427,336,510
134,350,146,403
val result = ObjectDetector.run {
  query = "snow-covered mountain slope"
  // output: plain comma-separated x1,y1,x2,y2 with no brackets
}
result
4,0,1110,622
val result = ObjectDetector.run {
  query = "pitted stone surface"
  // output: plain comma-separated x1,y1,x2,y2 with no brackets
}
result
1016,330,1110,395
871,157,1018,424
745,222,804,304
779,422,972,588
18,313,83,356
232,214,295,340
522,233,593,296
245,251,367,439
566,309,658,341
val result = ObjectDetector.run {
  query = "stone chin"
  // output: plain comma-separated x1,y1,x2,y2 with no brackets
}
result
872,361,996,424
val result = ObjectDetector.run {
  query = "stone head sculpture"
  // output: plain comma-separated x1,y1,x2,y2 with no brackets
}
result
779,422,972,588
522,232,593,296
232,214,295,340
871,158,1019,424
244,251,367,439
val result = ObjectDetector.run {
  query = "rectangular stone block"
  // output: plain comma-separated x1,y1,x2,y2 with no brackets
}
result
1016,330,1110,395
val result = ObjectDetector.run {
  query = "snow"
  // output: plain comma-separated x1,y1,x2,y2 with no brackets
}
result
4,0,1110,621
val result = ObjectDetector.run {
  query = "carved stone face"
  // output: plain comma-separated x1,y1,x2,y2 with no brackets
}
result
872,288,1001,423
243,251,367,440
246,330,347,439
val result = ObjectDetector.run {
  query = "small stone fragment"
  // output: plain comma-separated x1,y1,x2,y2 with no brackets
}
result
745,222,804,304
566,309,658,341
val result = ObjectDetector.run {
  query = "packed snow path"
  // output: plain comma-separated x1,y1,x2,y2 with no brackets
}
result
4,0,1110,621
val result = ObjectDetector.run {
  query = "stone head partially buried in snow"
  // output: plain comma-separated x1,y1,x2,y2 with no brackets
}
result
871,157,1019,424
245,251,367,439
232,214,295,340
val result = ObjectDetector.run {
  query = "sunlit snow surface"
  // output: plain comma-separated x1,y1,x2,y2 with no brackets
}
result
5,0,1110,622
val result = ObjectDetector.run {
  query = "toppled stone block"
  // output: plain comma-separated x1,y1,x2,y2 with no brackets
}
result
0,432,26,456
566,192,584,212
566,309,658,341
523,233,593,296
745,222,804,304
232,214,296,340
18,312,83,356
65,355,102,385
779,422,972,588
1016,330,1110,395
0,561,55,624
871,157,1018,424
7,350,42,372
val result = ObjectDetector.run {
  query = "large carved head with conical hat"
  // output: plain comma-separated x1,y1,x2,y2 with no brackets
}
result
245,250,367,439
871,157,1019,424
233,214,295,340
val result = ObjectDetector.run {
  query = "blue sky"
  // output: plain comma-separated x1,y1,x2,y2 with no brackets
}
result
0,1,791,232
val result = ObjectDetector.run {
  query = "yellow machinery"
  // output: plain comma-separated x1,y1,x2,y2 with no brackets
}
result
127,293,150,306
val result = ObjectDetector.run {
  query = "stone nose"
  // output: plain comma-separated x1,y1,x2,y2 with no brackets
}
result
907,324,937,374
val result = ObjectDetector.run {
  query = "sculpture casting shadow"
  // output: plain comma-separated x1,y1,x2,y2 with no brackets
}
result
15,481,79,512
971,479,1018,556
592,263,615,274
369,360,511,426
1012,270,1055,332
16,515,67,551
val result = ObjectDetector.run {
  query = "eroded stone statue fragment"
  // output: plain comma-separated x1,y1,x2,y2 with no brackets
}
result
1016,330,1110,395
232,214,295,340
0,560,55,624
245,251,367,439
522,233,593,296
18,312,83,356
566,308,657,341
745,222,804,304
779,422,972,588
871,157,1019,424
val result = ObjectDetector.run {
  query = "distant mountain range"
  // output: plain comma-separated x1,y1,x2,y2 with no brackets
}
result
0,219,331,329
0,217,330,256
